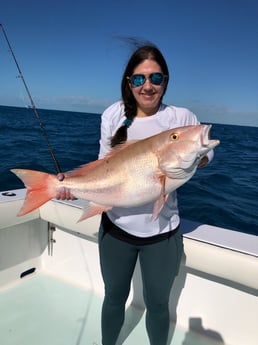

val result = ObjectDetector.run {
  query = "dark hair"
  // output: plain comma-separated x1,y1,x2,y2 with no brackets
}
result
110,44,169,147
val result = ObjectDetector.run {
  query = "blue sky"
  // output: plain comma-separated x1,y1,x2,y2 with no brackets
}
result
0,0,257,126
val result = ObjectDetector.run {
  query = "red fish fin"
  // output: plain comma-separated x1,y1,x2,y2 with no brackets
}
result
77,202,112,222
65,159,105,177
67,140,139,178
104,140,139,159
11,169,56,216
151,175,168,220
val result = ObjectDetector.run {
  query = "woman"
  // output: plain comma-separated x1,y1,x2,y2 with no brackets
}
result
97,44,212,345
57,43,212,345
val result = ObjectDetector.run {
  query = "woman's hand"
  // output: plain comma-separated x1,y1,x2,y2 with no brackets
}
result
56,173,77,200
198,156,209,168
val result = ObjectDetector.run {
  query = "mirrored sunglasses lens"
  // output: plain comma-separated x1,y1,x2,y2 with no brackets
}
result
150,73,164,85
132,75,145,87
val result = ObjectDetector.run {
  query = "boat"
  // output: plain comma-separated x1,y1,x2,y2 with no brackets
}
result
0,188,257,345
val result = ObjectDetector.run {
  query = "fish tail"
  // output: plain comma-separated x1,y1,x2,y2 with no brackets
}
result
11,169,56,216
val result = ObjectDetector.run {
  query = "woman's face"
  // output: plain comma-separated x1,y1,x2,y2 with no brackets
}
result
130,59,166,116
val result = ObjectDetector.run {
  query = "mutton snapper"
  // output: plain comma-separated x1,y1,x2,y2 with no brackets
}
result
11,125,219,221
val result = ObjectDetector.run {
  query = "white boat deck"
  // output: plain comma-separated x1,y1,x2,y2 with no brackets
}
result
0,274,224,345
0,189,257,345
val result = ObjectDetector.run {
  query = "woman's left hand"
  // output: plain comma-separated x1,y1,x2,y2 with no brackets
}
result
56,173,77,200
198,156,209,168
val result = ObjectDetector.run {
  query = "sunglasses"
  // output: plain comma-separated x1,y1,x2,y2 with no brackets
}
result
128,72,166,88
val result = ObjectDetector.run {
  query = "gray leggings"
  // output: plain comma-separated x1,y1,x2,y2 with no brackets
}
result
98,221,183,345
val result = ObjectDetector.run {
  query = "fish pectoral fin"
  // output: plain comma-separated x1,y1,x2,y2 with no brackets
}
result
151,175,168,220
77,202,112,222
152,193,169,221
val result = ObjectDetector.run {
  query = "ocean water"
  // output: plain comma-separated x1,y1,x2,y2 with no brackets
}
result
0,105,257,236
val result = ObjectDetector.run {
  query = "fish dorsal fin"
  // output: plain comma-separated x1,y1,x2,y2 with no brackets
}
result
104,140,139,159
66,140,139,178
65,159,105,177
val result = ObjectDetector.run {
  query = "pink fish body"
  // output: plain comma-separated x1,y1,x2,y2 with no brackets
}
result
11,125,219,221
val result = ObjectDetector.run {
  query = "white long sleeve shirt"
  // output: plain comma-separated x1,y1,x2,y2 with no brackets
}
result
98,101,213,237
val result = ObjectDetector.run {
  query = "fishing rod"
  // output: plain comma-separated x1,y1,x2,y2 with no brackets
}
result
0,23,62,174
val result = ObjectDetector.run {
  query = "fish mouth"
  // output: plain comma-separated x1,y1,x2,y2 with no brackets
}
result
201,125,220,149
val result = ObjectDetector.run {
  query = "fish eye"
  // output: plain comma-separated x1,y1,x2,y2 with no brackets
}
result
170,133,179,141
